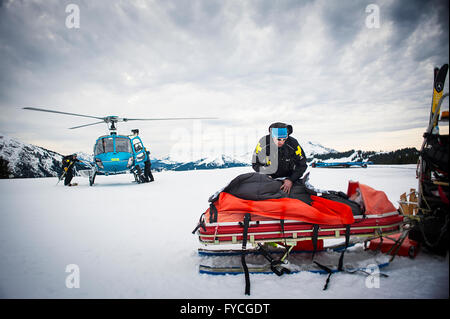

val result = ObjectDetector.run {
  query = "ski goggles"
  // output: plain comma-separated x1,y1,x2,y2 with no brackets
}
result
271,127,288,139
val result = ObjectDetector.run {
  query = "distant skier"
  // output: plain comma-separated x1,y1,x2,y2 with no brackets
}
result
61,153,80,186
252,122,307,194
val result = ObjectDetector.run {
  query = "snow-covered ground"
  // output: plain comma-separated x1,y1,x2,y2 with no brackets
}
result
0,165,448,299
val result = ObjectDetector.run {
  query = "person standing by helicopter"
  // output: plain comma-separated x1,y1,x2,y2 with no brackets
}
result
130,129,154,183
144,147,154,182
61,153,80,186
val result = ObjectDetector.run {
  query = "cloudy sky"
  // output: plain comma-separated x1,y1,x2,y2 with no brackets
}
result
0,0,448,159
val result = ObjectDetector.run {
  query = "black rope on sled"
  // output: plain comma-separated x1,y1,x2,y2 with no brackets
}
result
338,225,351,271
311,224,319,260
209,203,218,223
241,213,251,295
257,243,291,276
191,213,206,234
418,214,449,249
313,261,334,290
280,219,287,246
310,224,334,290
312,225,351,290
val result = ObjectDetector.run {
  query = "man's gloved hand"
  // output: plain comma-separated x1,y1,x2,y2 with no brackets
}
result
64,167,68,172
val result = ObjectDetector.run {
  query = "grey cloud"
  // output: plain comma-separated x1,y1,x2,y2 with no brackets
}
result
385,0,448,62
0,0,448,154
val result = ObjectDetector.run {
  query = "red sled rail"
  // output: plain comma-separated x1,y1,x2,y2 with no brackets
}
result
197,213,404,245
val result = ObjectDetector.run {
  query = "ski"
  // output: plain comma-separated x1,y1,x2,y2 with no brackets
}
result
417,64,449,208
429,64,448,126
198,241,356,257
198,262,389,275
198,245,390,276
56,171,67,185
428,66,440,124
200,264,285,275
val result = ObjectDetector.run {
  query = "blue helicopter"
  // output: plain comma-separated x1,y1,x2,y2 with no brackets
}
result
91,128,150,185
23,107,215,185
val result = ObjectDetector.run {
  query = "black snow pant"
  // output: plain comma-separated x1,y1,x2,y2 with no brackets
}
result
144,160,154,182
64,169,74,186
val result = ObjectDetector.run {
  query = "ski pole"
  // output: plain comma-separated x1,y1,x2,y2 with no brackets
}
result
56,171,66,185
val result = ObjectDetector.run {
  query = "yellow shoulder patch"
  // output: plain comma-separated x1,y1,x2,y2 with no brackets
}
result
255,142,262,154
295,146,302,157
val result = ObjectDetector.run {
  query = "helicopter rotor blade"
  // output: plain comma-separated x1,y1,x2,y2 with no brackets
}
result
23,107,105,120
69,121,106,129
121,117,218,121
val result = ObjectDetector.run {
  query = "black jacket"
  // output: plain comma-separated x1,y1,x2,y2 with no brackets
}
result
252,135,307,182
62,155,79,170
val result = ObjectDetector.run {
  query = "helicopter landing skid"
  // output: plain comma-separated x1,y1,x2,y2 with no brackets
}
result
78,165,98,186
131,165,148,184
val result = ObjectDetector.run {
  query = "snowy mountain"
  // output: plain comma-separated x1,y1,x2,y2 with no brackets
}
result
0,133,417,178
0,134,62,178
75,152,94,164
149,141,337,172
0,134,252,178
311,150,369,164
150,153,250,172
302,141,337,156
312,148,420,165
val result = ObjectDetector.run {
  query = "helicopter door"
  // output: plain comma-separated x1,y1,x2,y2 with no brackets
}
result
131,137,147,164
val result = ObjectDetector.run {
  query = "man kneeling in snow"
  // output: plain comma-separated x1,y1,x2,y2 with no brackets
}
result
61,153,80,186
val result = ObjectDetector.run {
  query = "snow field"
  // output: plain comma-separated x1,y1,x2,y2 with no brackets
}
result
0,165,448,298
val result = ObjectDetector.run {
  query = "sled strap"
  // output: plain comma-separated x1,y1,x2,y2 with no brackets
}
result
241,213,251,295
280,220,287,246
191,213,207,234
311,224,319,259
338,225,351,271
209,203,218,223
313,261,333,290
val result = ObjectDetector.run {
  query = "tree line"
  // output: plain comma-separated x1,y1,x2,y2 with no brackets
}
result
311,148,419,164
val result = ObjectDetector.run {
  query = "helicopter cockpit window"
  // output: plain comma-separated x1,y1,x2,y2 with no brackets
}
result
133,139,143,153
95,138,114,155
115,138,132,153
